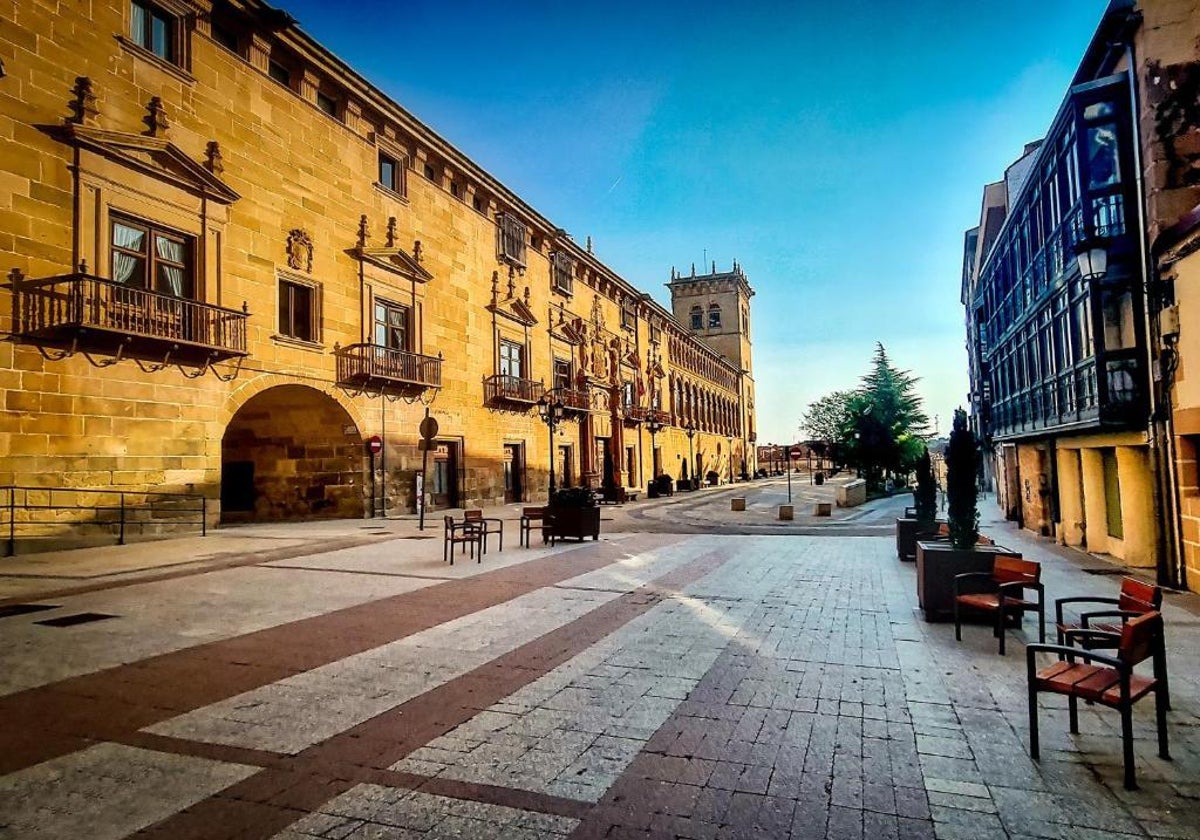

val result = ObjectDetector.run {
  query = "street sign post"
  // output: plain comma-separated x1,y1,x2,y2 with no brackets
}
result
417,411,438,531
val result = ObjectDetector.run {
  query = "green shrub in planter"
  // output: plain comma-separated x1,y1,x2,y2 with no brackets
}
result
946,408,979,550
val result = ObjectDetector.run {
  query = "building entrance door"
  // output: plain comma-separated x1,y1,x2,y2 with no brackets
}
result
503,443,523,503
431,441,459,509
596,438,614,487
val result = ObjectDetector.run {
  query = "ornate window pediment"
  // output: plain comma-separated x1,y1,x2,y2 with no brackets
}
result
357,245,434,283
487,271,538,326
52,124,239,203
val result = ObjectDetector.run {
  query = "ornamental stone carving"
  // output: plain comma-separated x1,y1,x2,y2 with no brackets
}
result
286,228,313,273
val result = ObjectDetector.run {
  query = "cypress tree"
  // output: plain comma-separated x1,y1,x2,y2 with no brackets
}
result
945,408,979,550
913,447,937,528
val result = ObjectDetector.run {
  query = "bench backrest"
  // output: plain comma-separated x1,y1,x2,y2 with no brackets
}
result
1118,577,1161,614
994,556,1040,585
522,507,545,518
1119,610,1163,667
464,509,482,521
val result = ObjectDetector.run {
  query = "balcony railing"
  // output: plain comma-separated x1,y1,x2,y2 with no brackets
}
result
13,272,247,361
647,409,672,426
558,387,591,412
337,344,442,389
485,374,543,405
624,405,647,423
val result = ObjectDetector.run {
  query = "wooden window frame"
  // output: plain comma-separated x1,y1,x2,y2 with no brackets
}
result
373,297,411,352
110,212,194,298
551,251,574,295
498,337,525,379
277,274,322,345
496,212,527,268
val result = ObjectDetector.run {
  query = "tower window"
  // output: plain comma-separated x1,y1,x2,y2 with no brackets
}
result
690,306,702,330
708,305,722,328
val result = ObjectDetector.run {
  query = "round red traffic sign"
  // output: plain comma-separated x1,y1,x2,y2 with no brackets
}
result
790,447,803,458
367,435,383,455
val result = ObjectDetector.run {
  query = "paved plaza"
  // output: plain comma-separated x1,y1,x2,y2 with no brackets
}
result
0,481,1198,839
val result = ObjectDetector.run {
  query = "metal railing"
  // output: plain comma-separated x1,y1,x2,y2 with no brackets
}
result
558,387,591,412
3,486,208,557
337,343,442,388
14,273,248,356
624,405,648,422
485,374,543,404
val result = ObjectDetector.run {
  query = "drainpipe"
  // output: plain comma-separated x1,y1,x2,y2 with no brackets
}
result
1123,42,1182,586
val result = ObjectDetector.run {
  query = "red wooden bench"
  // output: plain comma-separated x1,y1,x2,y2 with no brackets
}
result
1026,610,1170,790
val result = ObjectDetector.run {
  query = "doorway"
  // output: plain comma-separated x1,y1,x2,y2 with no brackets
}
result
558,444,573,488
503,443,523,503
596,438,614,487
431,440,460,509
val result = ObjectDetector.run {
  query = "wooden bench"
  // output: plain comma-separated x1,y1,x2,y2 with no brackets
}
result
1027,611,1169,790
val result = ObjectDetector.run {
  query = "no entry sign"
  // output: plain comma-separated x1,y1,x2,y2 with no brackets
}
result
790,447,802,459
367,435,383,455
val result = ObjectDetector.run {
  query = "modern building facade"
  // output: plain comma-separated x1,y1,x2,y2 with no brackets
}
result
963,0,1200,588
0,0,756,539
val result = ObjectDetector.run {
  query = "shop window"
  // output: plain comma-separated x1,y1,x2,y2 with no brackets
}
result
278,276,321,343
110,214,193,298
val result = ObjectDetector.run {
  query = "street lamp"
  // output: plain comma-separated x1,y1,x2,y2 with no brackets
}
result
1074,236,1108,282
647,413,664,480
537,390,566,495
685,423,697,490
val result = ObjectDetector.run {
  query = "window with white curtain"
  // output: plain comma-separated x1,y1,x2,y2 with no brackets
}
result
110,215,192,298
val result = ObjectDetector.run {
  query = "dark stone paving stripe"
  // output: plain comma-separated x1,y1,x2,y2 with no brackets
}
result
0,535,679,775
128,548,730,840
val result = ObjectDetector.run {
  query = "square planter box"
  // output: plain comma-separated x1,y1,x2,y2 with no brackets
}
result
814,502,832,517
545,507,601,543
731,498,746,511
778,504,794,520
916,541,1022,622
896,517,944,561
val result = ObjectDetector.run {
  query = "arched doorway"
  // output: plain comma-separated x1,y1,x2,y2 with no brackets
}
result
220,385,363,523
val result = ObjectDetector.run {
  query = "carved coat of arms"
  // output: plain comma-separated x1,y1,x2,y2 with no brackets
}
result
287,229,313,273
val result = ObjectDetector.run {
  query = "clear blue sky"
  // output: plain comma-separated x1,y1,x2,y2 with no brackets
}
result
285,0,1105,443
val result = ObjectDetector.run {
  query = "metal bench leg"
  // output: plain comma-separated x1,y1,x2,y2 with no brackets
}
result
1121,705,1137,790
1156,686,1170,761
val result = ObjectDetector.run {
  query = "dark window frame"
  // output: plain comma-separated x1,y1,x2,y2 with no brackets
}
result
496,213,527,268
130,0,178,64
278,276,322,343
373,297,411,352
499,338,525,379
109,212,194,299
378,150,407,197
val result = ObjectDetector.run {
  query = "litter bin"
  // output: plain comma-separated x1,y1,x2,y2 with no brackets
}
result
815,472,825,485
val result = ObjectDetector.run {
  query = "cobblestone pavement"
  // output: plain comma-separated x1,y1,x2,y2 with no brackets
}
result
0,501,1198,839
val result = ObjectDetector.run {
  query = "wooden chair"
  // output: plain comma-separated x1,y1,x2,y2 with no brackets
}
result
954,556,1045,655
443,515,482,565
463,509,502,553
1026,611,1170,790
519,507,546,547
1056,577,1168,708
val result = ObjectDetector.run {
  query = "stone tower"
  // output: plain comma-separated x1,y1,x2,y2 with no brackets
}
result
667,261,754,373
668,261,757,445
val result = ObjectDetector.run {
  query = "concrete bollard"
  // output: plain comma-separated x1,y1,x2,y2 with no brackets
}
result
814,502,832,517
731,498,746,511
778,504,794,521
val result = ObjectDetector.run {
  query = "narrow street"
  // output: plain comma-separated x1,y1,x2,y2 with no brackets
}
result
0,492,1197,839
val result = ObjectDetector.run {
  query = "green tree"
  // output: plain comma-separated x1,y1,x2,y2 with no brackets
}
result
913,447,937,528
800,390,855,443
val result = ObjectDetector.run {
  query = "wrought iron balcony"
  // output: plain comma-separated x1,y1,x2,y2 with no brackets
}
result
337,343,442,389
624,405,647,423
484,374,543,405
558,387,591,413
647,409,672,426
11,272,248,362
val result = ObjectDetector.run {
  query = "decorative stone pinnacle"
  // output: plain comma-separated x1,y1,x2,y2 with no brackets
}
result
385,216,396,249
357,215,369,248
144,96,169,136
204,141,224,175
413,240,423,263
68,76,99,125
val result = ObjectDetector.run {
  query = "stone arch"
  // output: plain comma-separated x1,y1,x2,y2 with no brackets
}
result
220,382,366,523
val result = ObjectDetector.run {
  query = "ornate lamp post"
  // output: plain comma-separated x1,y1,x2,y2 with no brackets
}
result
537,391,566,495
647,413,664,479
686,423,697,489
